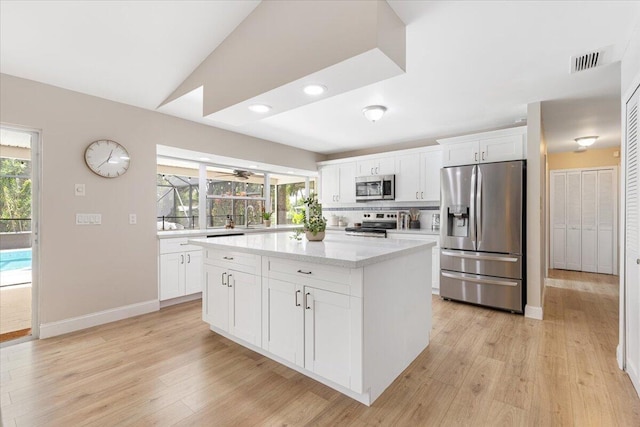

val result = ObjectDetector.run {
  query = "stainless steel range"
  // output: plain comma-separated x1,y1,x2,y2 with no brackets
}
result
345,211,398,238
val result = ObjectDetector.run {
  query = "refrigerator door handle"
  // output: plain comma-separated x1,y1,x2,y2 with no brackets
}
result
470,166,477,250
441,250,519,262
441,271,519,287
476,166,483,249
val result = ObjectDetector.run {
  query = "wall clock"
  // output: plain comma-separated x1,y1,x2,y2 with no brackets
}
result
84,139,130,178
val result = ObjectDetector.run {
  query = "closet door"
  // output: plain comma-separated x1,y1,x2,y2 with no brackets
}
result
566,171,583,271
597,169,615,274
581,171,598,273
551,172,567,269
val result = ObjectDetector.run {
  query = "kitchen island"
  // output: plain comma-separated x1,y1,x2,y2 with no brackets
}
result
189,232,435,405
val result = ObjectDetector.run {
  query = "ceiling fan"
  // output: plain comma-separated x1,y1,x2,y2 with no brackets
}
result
214,169,253,180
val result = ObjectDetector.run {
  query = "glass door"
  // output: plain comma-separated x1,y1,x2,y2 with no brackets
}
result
0,126,38,343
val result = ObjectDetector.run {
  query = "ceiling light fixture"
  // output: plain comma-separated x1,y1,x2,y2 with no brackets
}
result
248,104,272,113
199,157,211,161
303,84,327,96
575,136,598,147
362,105,387,122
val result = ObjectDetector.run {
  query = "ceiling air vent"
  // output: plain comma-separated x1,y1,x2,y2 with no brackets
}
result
570,47,611,73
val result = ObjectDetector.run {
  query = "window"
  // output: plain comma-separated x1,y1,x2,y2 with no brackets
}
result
206,167,265,228
270,175,315,225
157,160,199,230
0,157,32,233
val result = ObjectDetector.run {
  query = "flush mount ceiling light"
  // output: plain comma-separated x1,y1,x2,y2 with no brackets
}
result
248,104,272,113
362,105,387,122
303,84,327,96
575,136,598,147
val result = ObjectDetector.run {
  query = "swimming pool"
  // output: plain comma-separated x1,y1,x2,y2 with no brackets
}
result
0,249,32,271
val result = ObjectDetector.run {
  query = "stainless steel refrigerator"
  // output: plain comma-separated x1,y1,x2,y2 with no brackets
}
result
440,160,526,313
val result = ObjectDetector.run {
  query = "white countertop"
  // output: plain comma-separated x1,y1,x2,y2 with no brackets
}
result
189,232,435,268
158,224,300,239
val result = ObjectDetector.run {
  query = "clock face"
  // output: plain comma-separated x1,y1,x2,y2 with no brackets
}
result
84,140,130,178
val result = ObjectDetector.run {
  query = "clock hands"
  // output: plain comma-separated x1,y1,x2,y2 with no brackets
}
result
97,150,114,168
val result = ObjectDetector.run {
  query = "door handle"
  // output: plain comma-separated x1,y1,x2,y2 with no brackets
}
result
376,167,379,174
180,254,184,264
441,250,518,262
416,191,419,199
223,256,234,260
295,290,301,307
482,151,485,161
221,272,227,286
297,269,312,275
371,167,374,175
475,152,478,162
187,254,191,263
441,271,518,287
637,259,640,265
305,292,312,310
421,191,424,199
227,274,233,288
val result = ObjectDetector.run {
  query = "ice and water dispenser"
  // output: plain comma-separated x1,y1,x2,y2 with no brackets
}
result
445,204,469,237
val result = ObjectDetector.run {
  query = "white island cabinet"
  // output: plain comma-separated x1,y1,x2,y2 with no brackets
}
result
190,233,435,406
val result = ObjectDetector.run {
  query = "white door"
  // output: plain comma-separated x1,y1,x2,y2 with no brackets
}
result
184,250,203,294
421,149,442,201
263,278,304,366
566,171,582,271
442,140,479,167
479,134,525,163
205,264,229,332
625,84,640,394
320,165,338,204
597,170,616,274
395,153,421,201
159,252,185,300
337,162,356,203
581,171,598,273
304,287,352,389
551,172,567,269
228,269,261,346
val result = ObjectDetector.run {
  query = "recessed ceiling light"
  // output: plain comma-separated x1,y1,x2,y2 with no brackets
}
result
287,171,294,174
199,157,211,161
303,84,327,96
248,104,272,113
249,165,259,169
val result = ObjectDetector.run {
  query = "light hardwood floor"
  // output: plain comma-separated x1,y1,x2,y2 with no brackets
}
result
1,270,638,426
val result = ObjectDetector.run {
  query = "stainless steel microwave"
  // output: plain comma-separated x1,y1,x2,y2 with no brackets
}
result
355,175,395,201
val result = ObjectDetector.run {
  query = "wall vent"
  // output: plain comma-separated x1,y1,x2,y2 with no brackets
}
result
570,47,611,73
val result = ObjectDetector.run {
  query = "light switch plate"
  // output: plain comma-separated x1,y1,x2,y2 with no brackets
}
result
76,213,101,225
75,184,85,196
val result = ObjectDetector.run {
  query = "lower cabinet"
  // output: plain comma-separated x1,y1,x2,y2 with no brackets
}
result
204,263,261,346
263,278,358,390
387,232,440,293
159,249,203,300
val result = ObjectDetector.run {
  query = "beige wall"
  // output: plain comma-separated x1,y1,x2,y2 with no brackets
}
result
548,147,620,170
526,101,546,317
0,73,321,326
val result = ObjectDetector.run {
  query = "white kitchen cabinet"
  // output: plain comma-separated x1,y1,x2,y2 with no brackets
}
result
204,250,261,346
319,162,356,204
356,156,395,176
158,237,202,301
395,147,442,202
262,278,304,366
387,232,440,293
438,126,526,167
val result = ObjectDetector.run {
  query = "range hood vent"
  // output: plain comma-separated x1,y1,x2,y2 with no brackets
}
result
570,47,611,73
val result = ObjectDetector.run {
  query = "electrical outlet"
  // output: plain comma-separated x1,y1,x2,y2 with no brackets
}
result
129,214,137,225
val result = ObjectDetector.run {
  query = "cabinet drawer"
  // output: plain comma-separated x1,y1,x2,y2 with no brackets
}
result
266,257,354,294
159,238,201,254
206,249,260,273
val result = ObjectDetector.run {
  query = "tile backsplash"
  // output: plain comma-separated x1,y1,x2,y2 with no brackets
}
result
324,205,441,230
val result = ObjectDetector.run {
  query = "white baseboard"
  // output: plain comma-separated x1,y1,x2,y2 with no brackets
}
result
159,292,201,309
39,299,159,339
524,304,543,320
432,288,440,296
617,344,624,370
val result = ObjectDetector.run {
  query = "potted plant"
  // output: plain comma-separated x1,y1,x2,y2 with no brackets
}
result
262,211,273,227
301,194,326,241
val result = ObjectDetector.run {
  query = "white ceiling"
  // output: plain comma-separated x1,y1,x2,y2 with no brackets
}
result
1,1,639,155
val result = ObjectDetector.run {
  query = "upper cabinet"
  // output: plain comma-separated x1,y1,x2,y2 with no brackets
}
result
438,126,527,167
319,162,356,204
395,147,442,202
356,156,395,176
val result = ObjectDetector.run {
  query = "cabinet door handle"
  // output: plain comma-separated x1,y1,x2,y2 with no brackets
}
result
421,191,424,199
223,256,234,260
227,274,233,288
376,167,379,174
179,242,189,246
180,255,184,264
221,272,227,286
637,258,640,265
475,152,478,162
187,254,191,263
295,290,301,307
416,191,419,199
297,269,312,275
305,292,312,310
482,151,485,161
371,167,374,175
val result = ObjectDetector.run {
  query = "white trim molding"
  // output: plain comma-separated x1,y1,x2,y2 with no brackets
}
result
39,300,159,339
159,292,201,308
525,304,543,320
